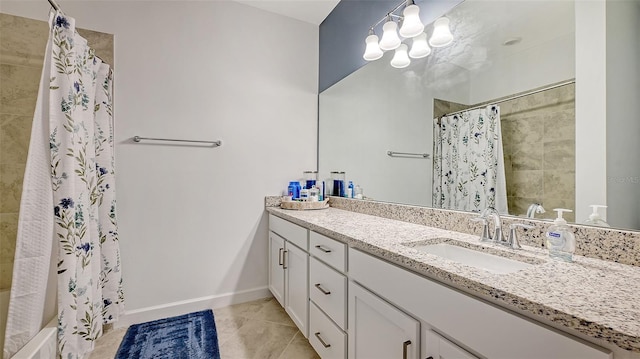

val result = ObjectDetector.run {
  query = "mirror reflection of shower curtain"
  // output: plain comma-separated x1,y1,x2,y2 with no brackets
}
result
432,105,508,213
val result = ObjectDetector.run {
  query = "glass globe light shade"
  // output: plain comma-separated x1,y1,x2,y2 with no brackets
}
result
363,34,384,61
429,17,454,48
379,20,401,51
390,44,411,68
399,4,425,38
409,32,431,59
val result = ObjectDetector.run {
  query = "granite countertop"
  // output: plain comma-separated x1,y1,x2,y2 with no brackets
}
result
266,206,640,354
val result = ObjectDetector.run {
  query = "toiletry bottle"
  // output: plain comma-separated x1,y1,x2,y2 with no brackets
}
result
347,181,354,198
331,171,345,197
300,187,309,201
318,181,325,201
545,209,575,262
309,186,319,202
294,181,302,200
288,181,299,200
584,205,610,227
303,170,317,190
355,185,363,199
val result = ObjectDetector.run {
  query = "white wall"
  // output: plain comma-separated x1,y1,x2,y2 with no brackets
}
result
1,1,318,318
318,52,458,206
468,33,575,105
575,0,608,223
606,0,640,229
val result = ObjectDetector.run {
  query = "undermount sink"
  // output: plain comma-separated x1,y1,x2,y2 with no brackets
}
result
412,243,533,274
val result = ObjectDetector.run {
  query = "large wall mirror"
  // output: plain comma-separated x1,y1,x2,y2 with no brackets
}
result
319,0,640,231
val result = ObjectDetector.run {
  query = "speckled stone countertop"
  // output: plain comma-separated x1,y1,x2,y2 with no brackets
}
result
267,206,640,354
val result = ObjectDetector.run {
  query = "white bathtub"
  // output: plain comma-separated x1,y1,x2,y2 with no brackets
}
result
1,290,57,359
11,318,57,359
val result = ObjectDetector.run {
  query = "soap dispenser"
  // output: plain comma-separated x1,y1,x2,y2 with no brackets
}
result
584,205,610,227
545,209,575,262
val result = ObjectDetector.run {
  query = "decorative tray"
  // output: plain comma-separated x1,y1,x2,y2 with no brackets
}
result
280,199,329,210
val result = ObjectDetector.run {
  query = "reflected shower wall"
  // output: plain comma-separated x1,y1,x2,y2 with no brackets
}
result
435,83,576,222
0,12,113,351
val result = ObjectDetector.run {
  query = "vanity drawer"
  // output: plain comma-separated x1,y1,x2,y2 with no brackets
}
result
269,214,308,250
309,301,346,359
310,231,346,272
310,257,347,330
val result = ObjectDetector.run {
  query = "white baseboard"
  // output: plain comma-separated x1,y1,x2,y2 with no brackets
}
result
116,286,272,328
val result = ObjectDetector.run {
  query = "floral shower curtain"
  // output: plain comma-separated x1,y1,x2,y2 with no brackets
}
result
432,105,508,213
49,12,124,358
5,11,124,359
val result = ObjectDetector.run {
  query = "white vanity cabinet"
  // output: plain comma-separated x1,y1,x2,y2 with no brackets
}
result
424,330,477,359
268,214,612,359
349,281,420,359
308,231,348,359
268,232,286,305
349,248,612,359
268,215,309,337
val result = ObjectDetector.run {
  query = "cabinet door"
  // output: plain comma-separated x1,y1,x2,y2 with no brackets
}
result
349,282,419,359
285,242,309,338
425,330,478,359
268,232,285,306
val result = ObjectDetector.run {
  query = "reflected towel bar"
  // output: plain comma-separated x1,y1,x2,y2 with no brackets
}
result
387,151,429,159
133,136,221,147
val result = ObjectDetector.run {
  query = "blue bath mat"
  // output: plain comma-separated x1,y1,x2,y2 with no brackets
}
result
115,310,220,359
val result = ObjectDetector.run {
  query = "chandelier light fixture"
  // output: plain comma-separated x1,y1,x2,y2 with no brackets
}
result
362,0,454,68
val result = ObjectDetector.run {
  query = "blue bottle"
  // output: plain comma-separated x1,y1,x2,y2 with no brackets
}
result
306,179,316,190
348,181,354,198
288,181,300,199
333,179,344,197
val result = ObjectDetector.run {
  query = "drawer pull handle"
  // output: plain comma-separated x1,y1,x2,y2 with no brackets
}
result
403,340,411,359
314,332,331,348
278,248,284,266
314,283,331,295
315,245,332,253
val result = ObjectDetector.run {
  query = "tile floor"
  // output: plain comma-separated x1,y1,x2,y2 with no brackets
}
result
89,297,320,359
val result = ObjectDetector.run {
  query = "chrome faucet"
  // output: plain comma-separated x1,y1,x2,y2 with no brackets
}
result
471,207,503,243
526,203,545,218
507,223,535,249
470,216,491,242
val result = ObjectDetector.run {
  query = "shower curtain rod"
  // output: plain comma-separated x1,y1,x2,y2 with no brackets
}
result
442,79,576,118
47,0,61,12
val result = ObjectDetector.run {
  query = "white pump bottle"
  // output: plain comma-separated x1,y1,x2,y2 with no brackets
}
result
545,208,575,262
584,205,610,227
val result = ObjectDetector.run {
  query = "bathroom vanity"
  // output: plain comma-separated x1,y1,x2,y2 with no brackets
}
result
266,204,640,359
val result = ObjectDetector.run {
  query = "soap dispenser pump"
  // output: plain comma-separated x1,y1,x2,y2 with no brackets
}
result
545,208,575,262
584,205,610,227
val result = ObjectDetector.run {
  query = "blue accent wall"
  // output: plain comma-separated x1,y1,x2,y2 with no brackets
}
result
319,0,463,92
319,0,398,92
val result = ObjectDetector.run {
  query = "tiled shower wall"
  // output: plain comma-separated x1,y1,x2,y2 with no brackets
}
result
501,84,575,222
0,13,113,291
434,83,576,222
